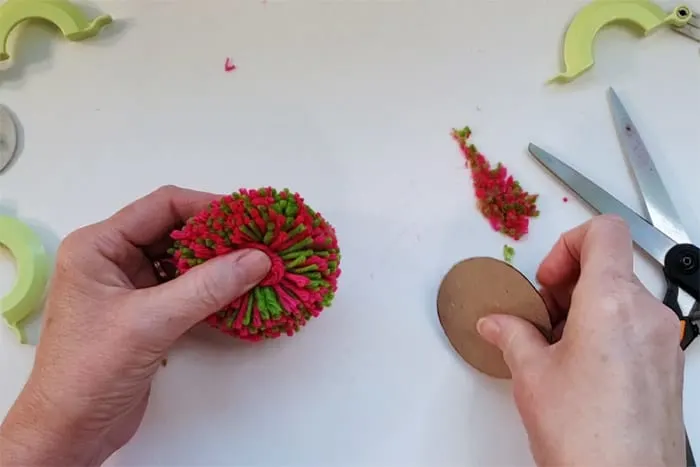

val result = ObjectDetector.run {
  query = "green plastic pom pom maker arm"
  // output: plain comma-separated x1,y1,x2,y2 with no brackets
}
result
0,0,112,62
550,0,700,84
0,215,49,344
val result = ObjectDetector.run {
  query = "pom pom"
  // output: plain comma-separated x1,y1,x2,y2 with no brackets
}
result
167,187,341,341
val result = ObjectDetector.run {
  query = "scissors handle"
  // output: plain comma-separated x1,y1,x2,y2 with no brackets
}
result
661,244,700,467
663,277,700,350
662,244,700,349
665,244,700,300
688,432,697,467
679,319,699,350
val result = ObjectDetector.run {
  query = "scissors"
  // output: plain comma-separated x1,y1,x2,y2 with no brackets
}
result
528,87,700,466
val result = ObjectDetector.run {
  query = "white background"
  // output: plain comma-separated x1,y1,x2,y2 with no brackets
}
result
1,0,700,465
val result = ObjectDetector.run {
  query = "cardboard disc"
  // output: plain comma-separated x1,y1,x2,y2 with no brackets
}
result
437,257,552,379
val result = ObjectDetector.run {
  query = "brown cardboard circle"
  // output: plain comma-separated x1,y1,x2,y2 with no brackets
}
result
437,257,552,379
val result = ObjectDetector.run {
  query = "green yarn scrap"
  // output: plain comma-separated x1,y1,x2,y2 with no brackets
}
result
503,244,515,264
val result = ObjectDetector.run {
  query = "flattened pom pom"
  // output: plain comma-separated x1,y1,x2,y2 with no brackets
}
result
167,187,341,341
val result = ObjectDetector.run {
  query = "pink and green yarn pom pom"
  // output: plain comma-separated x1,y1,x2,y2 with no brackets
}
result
167,187,341,341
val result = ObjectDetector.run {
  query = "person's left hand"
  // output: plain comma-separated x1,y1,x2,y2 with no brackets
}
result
0,185,271,466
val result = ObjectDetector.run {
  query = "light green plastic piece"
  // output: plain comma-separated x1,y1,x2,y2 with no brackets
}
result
550,0,693,83
0,0,112,61
0,215,49,344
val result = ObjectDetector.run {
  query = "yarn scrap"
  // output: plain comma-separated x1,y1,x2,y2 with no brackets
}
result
451,126,539,240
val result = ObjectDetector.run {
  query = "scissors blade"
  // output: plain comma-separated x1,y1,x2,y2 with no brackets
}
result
528,143,677,266
607,88,691,245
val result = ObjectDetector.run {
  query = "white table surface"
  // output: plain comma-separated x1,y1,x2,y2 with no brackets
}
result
1,0,700,465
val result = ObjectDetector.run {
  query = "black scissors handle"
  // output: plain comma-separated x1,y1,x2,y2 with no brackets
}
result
662,244,700,467
663,243,700,350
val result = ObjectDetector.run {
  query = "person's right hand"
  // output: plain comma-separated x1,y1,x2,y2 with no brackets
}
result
477,214,686,466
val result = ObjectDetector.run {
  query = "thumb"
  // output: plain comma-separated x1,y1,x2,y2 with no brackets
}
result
142,249,271,336
477,314,549,374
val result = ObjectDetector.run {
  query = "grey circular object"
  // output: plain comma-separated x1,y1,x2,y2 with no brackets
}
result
0,104,18,174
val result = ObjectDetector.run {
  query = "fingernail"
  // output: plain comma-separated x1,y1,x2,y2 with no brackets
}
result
235,249,272,286
476,317,500,340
